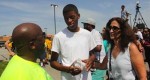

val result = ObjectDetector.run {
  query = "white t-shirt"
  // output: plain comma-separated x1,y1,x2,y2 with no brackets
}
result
52,27,96,80
135,31,143,40
121,10,128,21
91,29,106,63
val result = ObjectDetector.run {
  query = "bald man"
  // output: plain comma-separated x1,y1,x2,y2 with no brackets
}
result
1,23,53,80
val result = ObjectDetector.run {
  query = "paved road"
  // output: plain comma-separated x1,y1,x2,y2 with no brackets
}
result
0,47,61,80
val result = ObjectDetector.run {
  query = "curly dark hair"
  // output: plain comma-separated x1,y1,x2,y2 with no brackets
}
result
106,17,136,52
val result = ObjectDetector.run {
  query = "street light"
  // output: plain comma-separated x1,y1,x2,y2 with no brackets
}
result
51,4,58,34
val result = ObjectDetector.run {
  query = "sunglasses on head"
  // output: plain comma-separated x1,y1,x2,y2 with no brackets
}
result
107,26,120,31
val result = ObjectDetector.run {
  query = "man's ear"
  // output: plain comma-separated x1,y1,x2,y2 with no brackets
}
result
30,41,35,49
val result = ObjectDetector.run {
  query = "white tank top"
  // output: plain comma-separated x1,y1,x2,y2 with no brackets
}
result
109,43,136,80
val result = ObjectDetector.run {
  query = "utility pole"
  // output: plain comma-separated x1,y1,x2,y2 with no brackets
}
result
51,4,58,34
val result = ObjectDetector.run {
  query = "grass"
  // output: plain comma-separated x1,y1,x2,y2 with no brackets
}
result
0,61,8,76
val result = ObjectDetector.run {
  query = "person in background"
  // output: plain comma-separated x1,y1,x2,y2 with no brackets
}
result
38,32,46,67
1,23,53,80
106,17,146,80
50,4,96,80
101,27,110,54
121,5,129,22
45,34,52,61
101,27,110,80
133,27,144,53
4,37,15,60
133,27,143,41
142,28,150,68
82,18,107,80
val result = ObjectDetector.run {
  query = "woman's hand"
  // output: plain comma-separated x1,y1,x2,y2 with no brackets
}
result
82,58,95,71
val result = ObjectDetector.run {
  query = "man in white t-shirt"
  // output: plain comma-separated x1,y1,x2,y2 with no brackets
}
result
50,4,97,80
121,5,129,22
133,27,143,41
82,18,107,80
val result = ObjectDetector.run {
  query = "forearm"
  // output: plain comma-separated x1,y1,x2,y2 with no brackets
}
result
50,52,70,73
84,50,96,71
7,48,13,53
50,61,70,73
5,46,14,55
130,43,147,80
136,64,147,80
139,77,147,80
94,45,101,52
95,55,108,69
89,53,96,61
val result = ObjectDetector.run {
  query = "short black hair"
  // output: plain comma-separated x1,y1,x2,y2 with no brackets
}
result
63,4,79,15
121,5,125,8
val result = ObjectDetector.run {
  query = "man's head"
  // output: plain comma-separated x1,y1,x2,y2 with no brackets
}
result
121,5,125,10
63,4,80,32
143,28,149,35
82,18,96,31
133,27,138,32
12,23,45,60
63,4,79,15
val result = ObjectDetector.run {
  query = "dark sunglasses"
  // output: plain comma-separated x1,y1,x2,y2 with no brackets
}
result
107,26,120,31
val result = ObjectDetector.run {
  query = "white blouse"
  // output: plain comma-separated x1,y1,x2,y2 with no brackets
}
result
109,43,136,80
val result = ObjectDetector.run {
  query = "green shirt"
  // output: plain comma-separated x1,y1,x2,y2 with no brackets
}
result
0,55,53,80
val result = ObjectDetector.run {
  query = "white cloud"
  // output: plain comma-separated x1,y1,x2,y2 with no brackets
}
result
0,1,53,16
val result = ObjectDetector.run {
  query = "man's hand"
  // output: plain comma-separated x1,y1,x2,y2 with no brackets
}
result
68,66,82,76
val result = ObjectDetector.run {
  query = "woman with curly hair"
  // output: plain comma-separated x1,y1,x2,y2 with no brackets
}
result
106,17,147,80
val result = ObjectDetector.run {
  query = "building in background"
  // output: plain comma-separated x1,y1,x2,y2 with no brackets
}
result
0,36,11,47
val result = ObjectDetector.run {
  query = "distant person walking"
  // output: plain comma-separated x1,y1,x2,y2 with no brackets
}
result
50,4,96,80
1,23,53,80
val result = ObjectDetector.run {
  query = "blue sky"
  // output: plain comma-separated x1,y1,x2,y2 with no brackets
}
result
0,0,150,36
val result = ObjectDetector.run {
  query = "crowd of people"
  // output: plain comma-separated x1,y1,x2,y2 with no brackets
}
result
0,3,150,80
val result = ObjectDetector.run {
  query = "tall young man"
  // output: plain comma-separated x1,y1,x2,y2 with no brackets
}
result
50,4,96,80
